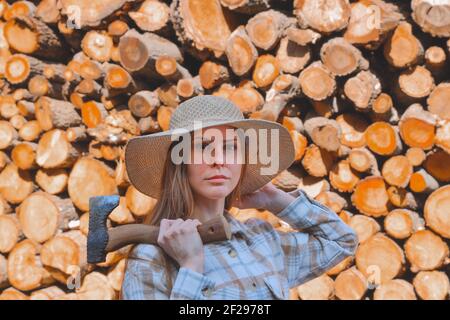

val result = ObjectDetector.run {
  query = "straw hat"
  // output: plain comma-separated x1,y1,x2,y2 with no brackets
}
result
124,95,295,199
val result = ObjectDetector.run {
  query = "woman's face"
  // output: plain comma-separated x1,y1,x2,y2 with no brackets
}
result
186,125,243,200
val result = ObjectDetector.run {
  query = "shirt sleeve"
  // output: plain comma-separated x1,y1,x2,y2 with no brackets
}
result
276,189,359,288
121,244,216,300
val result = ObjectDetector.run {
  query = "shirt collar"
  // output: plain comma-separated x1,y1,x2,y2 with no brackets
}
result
223,209,246,236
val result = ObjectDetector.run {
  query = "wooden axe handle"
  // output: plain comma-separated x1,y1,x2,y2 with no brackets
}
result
106,215,232,252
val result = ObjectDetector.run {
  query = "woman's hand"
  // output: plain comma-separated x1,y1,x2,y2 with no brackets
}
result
157,218,204,273
234,182,296,214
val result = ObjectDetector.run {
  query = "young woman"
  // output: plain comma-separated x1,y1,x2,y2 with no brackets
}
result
121,95,358,300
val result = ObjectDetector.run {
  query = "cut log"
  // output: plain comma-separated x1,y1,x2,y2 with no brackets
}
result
125,185,157,217
297,176,330,199
355,233,405,285
220,0,270,14
348,214,380,244
35,0,60,24
225,26,257,77
66,126,88,143
0,120,18,150
81,101,108,129
344,0,404,49
384,22,424,68
0,287,29,300
129,0,170,33
170,0,232,60
406,147,426,167
299,61,336,101
435,120,450,153
293,0,351,33
18,191,78,243
326,256,353,276
2,1,36,21
177,76,203,99
365,122,402,155
7,240,53,291
68,157,118,211
18,120,41,143
199,61,230,90
250,74,300,120
344,71,381,111
381,155,413,188
301,144,335,178
35,97,82,131
348,147,380,176
110,196,135,225
371,93,399,124
315,191,347,213
11,142,38,170
107,258,126,292
0,215,20,254
40,231,88,285
245,9,293,51
336,114,368,149
30,286,65,300
0,253,8,289
118,29,182,79
304,116,341,152
334,266,367,300
5,54,66,85
411,0,450,37
427,83,450,120
59,0,131,28
404,230,449,272
424,149,450,182
284,26,321,46
252,54,279,89
104,63,146,96
155,56,191,83
424,185,450,239
352,176,390,217
128,90,159,118
373,279,417,300
329,160,360,193
396,66,435,105
289,131,308,162
384,209,423,240
36,168,69,195
296,274,335,300
413,271,450,300
0,163,34,205
36,129,80,169
425,46,448,81
409,169,439,193
276,36,310,74
320,38,368,77
4,16,68,60
387,186,418,210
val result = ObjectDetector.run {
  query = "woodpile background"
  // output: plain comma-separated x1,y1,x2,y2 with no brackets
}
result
0,0,449,300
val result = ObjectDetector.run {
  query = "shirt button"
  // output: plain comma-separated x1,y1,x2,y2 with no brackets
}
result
201,286,212,297
228,248,237,258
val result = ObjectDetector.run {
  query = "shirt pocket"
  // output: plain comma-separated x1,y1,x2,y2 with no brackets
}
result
263,274,286,300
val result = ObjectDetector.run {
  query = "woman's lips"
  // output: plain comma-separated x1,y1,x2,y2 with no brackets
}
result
205,175,229,182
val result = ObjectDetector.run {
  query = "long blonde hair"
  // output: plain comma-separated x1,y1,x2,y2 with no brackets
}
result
120,131,248,298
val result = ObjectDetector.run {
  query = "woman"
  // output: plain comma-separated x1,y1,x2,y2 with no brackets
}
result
121,95,358,300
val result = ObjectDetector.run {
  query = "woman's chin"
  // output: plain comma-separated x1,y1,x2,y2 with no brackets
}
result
201,185,232,198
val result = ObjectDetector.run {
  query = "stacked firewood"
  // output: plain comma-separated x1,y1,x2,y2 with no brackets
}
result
0,0,449,300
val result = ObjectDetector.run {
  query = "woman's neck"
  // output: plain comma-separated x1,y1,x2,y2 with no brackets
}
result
191,196,226,223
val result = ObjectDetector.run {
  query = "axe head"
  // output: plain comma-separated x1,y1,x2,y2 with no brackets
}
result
87,195,120,264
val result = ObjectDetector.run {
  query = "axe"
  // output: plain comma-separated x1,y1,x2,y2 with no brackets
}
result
87,195,232,264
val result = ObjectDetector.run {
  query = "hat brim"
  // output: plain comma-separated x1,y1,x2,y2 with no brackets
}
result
124,118,295,199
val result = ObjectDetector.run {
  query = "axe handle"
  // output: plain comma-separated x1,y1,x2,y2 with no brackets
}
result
105,214,232,252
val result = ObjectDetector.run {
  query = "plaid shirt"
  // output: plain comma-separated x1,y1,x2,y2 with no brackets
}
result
121,189,358,300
